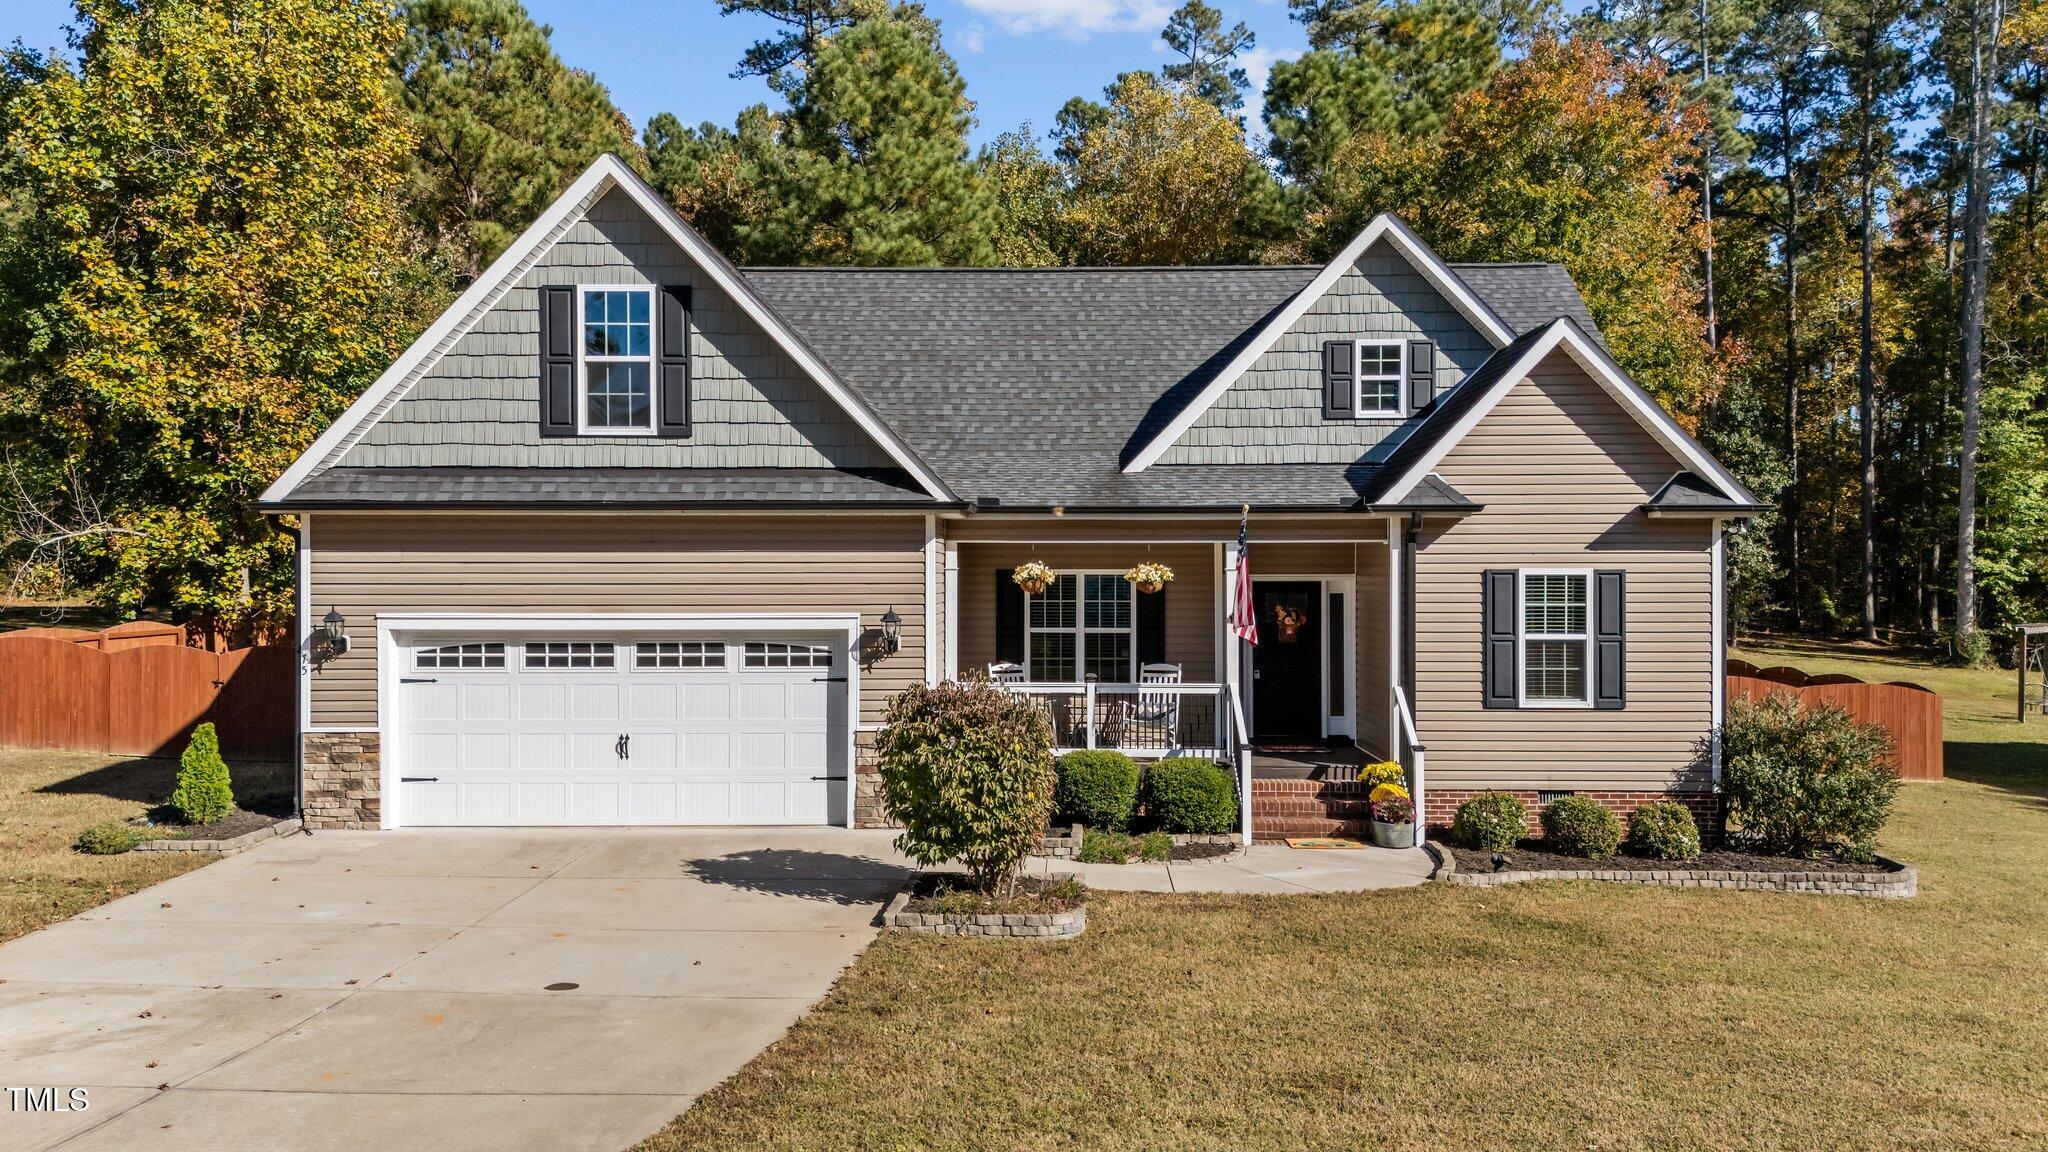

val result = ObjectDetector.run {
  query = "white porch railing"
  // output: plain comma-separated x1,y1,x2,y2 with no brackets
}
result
1003,681,1235,759
1393,684,1427,848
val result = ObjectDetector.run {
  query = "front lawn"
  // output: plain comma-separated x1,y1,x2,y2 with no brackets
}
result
639,639,2048,1151
0,746,290,943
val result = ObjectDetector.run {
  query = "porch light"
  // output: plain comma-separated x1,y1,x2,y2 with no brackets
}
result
319,607,350,658
879,607,902,655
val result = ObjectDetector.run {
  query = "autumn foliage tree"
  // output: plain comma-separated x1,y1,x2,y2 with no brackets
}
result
0,0,426,635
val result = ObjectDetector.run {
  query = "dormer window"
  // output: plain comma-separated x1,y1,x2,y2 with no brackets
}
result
1355,341,1406,417
580,287,654,434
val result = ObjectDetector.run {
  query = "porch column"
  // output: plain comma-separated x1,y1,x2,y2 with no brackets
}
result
943,539,959,681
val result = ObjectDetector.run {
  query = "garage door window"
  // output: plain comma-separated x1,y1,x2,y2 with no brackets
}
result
744,641,832,669
524,641,616,669
636,641,724,668
415,642,506,670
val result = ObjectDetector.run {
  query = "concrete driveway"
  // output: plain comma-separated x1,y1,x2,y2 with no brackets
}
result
0,827,912,1152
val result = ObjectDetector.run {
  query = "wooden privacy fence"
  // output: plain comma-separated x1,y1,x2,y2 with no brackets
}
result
0,627,293,760
1727,659,1943,780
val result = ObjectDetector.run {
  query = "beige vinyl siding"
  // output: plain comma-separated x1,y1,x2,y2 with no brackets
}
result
1258,543,1355,574
955,544,1217,682
1414,350,1715,791
1355,539,1390,757
308,513,926,728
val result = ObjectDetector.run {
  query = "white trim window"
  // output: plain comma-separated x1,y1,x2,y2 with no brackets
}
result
525,641,616,669
1026,572,1134,682
415,642,506,670
579,286,655,434
1355,340,1406,417
1519,569,1591,707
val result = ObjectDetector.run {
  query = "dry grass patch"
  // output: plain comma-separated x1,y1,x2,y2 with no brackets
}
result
0,746,289,943
639,641,2048,1151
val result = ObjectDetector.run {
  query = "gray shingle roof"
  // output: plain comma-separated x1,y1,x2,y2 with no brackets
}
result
275,467,937,508
745,262,1599,509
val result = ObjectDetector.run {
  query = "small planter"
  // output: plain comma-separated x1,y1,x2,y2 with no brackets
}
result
1012,561,1056,595
1124,563,1174,595
1370,819,1416,849
884,874,1088,938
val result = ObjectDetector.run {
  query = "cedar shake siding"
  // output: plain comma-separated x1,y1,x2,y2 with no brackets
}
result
1159,239,1495,466
1412,349,1716,793
306,513,927,729
337,188,891,471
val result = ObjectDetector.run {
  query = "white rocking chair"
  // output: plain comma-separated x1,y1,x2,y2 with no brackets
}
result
1123,663,1182,750
986,661,1025,686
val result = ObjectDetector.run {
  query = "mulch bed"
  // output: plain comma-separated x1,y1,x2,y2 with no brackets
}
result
1446,841,1894,877
904,873,1086,916
148,808,288,842
1170,841,1238,861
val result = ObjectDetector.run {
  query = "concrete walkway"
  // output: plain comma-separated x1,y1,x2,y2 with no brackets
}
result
1029,843,1434,893
0,827,913,1152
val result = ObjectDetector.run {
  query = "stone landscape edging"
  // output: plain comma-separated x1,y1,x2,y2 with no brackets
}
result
882,878,1088,938
1422,841,1916,898
134,817,302,857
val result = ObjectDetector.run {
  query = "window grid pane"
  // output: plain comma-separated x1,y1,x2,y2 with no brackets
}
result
1523,574,1588,635
1357,343,1404,413
1029,631,1074,680
1524,640,1587,701
743,641,832,669
524,641,616,669
635,641,724,669
1082,575,1131,629
1028,575,1077,630
1085,633,1132,683
416,642,506,670
584,362,651,430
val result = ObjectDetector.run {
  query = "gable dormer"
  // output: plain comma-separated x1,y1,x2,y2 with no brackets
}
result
1126,215,1516,471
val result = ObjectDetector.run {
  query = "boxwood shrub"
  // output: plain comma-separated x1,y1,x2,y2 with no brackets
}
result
1540,795,1623,859
1144,757,1237,834
1452,792,1526,851
1053,750,1141,832
1723,693,1899,859
1626,801,1702,861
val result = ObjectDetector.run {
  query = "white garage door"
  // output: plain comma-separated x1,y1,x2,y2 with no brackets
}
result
393,634,847,826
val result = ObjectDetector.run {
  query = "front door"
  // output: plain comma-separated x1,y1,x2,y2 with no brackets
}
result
1252,581,1323,740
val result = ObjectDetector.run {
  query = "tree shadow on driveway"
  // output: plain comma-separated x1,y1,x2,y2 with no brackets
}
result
679,848,915,905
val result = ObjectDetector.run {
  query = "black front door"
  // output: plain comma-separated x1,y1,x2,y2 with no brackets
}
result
1252,581,1323,740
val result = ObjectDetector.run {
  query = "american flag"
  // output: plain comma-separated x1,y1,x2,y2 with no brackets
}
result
1230,511,1258,646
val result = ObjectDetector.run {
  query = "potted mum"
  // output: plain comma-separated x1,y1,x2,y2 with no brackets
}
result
1124,562,1174,594
1369,790,1416,849
1012,561,1056,595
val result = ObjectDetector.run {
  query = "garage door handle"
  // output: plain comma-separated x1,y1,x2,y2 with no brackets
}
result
401,776,438,783
400,677,437,684
812,675,848,683
615,734,630,760
811,775,847,781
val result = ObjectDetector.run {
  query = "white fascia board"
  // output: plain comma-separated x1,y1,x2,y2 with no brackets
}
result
263,154,955,505
1376,320,1754,507
1121,213,1516,474
377,612,863,635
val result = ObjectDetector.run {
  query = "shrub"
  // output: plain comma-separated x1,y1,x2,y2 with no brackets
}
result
1145,757,1237,834
1135,830,1173,861
1627,801,1702,860
1371,794,1414,824
1723,692,1900,859
77,821,143,855
1452,792,1527,851
1077,828,1136,863
1370,782,1409,804
1053,750,1141,832
169,722,234,825
1359,760,1405,790
1540,796,1623,859
876,680,1056,894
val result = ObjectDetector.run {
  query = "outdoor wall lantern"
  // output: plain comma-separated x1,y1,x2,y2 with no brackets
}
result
317,607,351,660
879,607,902,655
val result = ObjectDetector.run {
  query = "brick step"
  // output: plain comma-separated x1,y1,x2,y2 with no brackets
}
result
1253,816,1375,841
1249,778,1374,796
1251,797,1372,819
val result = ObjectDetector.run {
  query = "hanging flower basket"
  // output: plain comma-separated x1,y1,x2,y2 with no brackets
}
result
1124,562,1174,595
1012,561,1057,595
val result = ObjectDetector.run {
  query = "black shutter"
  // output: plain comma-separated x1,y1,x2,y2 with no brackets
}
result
1594,570,1626,710
995,571,1024,665
657,285,692,437
538,286,576,437
1482,569,1519,709
1137,585,1167,666
1322,340,1355,419
1407,338,1436,409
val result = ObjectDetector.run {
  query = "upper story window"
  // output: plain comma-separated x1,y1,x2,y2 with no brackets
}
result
580,287,653,434
1520,570,1590,707
1355,341,1406,417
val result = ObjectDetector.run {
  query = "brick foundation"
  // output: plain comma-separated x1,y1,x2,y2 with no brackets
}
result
302,731,382,829
1422,789,1721,839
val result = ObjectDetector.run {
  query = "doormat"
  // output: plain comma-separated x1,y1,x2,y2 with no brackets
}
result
1284,837,1365,850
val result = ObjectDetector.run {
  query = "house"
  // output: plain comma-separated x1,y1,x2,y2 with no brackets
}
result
260,154,1760,843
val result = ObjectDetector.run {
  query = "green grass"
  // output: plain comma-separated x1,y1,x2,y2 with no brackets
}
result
638,639,2048,1151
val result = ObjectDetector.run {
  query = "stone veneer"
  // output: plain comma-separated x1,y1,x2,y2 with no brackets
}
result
854,730,889,828
1426,842,1916,899
303,731,382,829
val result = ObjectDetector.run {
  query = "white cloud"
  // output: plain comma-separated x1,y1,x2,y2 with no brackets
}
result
956,0,1174,39
1235,45,1291,100
961,23,987,52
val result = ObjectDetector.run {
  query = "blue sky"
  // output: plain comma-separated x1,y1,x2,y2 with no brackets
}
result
1,0,1318,148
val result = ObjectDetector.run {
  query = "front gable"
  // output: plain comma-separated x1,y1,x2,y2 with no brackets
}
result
1156,238,1497,466
339,188,891,471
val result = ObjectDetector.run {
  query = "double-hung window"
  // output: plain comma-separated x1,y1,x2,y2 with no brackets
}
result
580,287,654,434
1355,341,1406,417
1025,573,1135,682
1519,570,1591,706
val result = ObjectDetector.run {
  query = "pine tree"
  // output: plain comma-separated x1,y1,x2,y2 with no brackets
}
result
719,0,896,96
395,0,641,281
645,105,784,261
1161,1,1257,113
